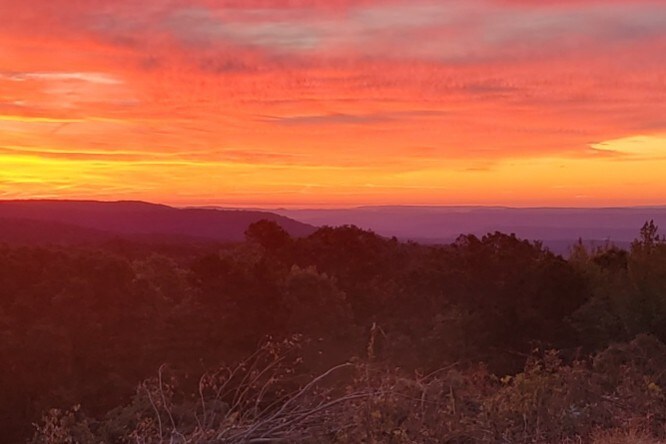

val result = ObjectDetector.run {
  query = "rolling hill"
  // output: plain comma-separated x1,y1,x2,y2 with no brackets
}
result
0,200,315,245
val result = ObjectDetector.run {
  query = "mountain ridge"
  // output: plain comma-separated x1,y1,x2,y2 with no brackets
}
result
0,200,315,245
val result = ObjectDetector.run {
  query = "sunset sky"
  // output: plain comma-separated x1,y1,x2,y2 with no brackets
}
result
1,0,665,207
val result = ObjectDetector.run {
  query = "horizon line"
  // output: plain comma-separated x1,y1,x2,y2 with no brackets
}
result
2,198,666,212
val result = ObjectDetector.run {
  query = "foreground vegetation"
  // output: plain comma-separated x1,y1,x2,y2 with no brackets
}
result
2,220,666,442
32,335,666,443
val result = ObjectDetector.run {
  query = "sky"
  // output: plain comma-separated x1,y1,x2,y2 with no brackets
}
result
0,0,665,207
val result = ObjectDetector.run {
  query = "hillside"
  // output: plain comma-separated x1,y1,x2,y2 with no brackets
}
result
5,220,666,443
0,200,315,245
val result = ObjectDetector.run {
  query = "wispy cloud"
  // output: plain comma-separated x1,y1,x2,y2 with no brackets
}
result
259,110,449,126
3,72,122,85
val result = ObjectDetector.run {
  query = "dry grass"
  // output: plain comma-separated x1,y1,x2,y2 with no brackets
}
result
591,428,665,444
32,335,666,444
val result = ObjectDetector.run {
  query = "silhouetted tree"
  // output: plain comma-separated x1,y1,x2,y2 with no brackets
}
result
245,219,292,251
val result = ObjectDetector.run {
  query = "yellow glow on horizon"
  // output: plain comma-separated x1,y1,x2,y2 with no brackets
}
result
1,134,664,207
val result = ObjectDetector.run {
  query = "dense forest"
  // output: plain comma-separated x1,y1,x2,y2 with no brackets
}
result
3,220,666,443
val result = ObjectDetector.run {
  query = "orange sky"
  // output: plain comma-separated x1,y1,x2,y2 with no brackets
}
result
1,0,665,207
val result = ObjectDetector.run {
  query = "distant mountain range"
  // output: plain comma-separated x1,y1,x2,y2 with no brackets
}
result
273,206,666,254
2,201,665,254
0,200,315,246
